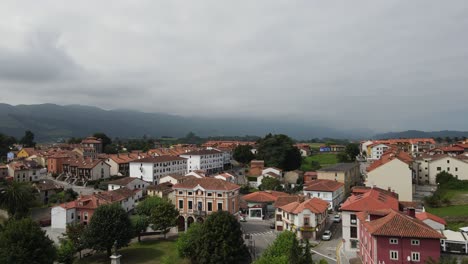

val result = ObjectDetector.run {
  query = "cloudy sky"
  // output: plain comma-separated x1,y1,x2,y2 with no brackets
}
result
1,0,468,132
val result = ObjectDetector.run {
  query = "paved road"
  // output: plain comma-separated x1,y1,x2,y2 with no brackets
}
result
312,217,342,263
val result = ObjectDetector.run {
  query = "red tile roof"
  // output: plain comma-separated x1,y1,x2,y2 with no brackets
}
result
273,196,302,208
358,209,444,239
340,188,399,212
280,197,329,214
173,177,240,191
107,177,142,186
416,212,447,225
367,150,413,172
242,191,290,203
304,179,344,192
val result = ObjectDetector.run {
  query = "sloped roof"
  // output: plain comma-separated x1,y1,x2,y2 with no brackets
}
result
416,212,447,225
280,197,329,214
358,209,444,239
304,179,344,192
107,177,142,186
340,188,399,212
367,150,413,172
173,177,240,191
242,191,290,203
274,196,301,208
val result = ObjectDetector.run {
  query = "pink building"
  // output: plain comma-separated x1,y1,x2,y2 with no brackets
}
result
358,209,444,264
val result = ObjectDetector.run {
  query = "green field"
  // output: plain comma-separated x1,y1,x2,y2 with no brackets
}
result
426,204,468,217
76,239,188,264
300,153,338,171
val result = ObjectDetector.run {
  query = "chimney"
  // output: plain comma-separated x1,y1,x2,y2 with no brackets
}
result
407,207,416,218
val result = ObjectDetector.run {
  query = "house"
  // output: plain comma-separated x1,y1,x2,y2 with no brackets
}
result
47,153,73,175
330,145,346,152
185,170,206,178
214,172,235,182
256,171,281,187
160,174,189,185
107,177,149,200
147,182,175,202
304,171,318,184
173,177,240,231
129,156,187,184
242,191,291,220
358,209,444,264
429,146,465,156
367,143,391,160
276,197,329,240
16,147,37,158
317,163,361,195
106,153,148,176
7,160,46,182
80,137,103,157
340,187,400,252
365,150,414,201
33,179,64,204
51,187,138,229
61,158,111,185
416,212,446,230
426,155,468,184
303,179,344,210
249,160,265,176
295,144,311,157
179,149,224,175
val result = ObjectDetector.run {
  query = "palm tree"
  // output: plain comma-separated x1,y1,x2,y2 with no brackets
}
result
0,182,36,218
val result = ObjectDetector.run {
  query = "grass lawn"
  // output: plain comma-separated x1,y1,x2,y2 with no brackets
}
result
301,153,338,171
76,239,188,264
426,205,468,217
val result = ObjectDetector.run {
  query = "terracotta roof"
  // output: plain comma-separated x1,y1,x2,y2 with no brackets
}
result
358,209,444,239
63,158,109,169
173,177,240,191
132,156,187,163
95,187,136,202
180,149,222,156
108,153,147,164
416,212,447,225
304,171,318,177
81,137,102,144
242,191,290,203
107,177,142,186
340,188,399,212
367,150,413,172
280,197,329,214
264,171,280,178
21,147,37,155
304,179,344,192
147,182,174,194
274,196,302,208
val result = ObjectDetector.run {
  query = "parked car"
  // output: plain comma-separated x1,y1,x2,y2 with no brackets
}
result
333,214,341,223
322,230,332,241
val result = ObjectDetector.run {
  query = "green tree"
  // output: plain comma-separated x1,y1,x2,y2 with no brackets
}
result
193,211,250,264
136,196,163,217
176,223,203,258
64,222,87,259
259,177,283,191
104,144,119,154
0,133,16,162
132,215,149,242
301,240,313,264
256,134,302,171
336,152,350,163
67,137,82,144
56,238,75,264
0,218,56,264
85,203,133,256
93,132,112,150
0,182,36,218
233,145,256,164
255,231,302,264
19,130,36,147
344,143,360,161
434,137,443,143
149,199,179,239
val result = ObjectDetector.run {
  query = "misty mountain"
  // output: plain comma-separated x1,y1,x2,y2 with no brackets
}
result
373,130,468,139
0,103,368,142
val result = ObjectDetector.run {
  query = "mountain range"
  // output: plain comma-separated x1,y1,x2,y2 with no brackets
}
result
0,103,369,142
373,130,468,140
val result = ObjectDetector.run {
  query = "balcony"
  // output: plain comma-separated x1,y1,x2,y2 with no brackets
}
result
193,210,207,216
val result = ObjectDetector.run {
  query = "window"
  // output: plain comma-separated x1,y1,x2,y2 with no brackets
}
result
390,238,398,244
84,212,88,220
179,191,183,195
179,200,183,209
217,202,223,211
447,160,450,164
455,167,458,172
304,217,310,226
437,167,441,171
276,214,282,221
411,252,420,262
188,201,193,210
447,167,450,171
350,214,357,224
188,192,193,196
217,193,222,197
207,192,213,197
411,240,420,246
208,202,212,211
350,227,357,238
71,213,74,219
390,251,398,260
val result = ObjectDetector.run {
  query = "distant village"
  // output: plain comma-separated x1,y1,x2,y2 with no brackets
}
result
1,133,468,264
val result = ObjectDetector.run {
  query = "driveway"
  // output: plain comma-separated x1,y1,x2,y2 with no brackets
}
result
311,218,342,263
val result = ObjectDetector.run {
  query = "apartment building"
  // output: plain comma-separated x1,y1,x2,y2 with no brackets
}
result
303,179,345,210
317,163,361,195
61,158,111,185
129,156,187,184
180,149,223,175
414,154,468,185
173,177,240,231
367,143,391,160
8,160,46,182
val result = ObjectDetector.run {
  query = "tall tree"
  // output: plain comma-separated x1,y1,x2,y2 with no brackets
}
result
193,211,250,264
176,223,203,258
344,143,360,161
149,199,179,239
136,196,163,217
259,177,283,191
64,222,87,259
0,218,56,264
19,130,36,147
132,215,149,242
256,134,301,171
336,152,350,163
56,238,75,264
85,203,133,256
233,145,256,164
0,133,16,161
0,182,36,218
254,231,304,264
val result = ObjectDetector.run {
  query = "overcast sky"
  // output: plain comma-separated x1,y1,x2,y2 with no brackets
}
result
1,0,468,133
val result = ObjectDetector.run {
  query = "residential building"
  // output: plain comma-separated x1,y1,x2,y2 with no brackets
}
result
61,158,111,185
106,153,148,176
129,156,187,184
107,177,149,200
80,137,103,157
429,146,465,156
416,212,446,230
340,187,400,252
358,209,444,264
414,154,468,185
242,191,291,220
367,143,391,160
47,154,72,175
173,177,240,231
147,182,175,202
365,150,414,201
363,138,436,157
214,172,235,182
8,160,46,182
249,160,265,176
303,179,344,210
256,171,281,188
295,144,311,157
51,187,138,229
180,149,224,175
317,163,361,195
330,145,346,152
277,197,329,240
16,147,37,158
304,171,318,184
159,174,188,185
33,179,64,204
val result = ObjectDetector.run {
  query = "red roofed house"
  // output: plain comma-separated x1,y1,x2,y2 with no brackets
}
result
242,191,291,220
416,212,446,230
249,160,265,176
276,197,329,240
303,179,345,210
173,177,240,232
340,187,400,252
358,209,444,264
304,171,318,184
51,187,138,229
365,150,414,201
80,136,103,157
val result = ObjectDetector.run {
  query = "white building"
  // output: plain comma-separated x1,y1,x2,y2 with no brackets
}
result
8,160,46,182
129,156,187,184
303,179,345,210
422,155,468,185
367,143,390,160
214,172,235,182
180,149,223,175
107,177,149,200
